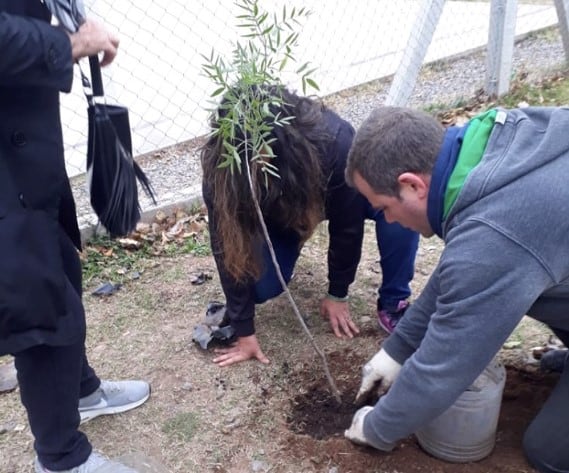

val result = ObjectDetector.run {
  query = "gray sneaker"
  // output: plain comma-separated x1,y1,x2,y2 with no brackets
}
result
34,452,139,473
79,380,150,424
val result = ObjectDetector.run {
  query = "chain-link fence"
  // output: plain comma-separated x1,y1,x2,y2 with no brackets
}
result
66,0,565,234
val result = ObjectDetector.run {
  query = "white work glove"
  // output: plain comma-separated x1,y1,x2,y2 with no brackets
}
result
355,348,402,405
344,406,374,446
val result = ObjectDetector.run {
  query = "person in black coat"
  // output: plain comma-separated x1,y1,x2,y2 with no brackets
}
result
201,85,419,366
0,3,150,472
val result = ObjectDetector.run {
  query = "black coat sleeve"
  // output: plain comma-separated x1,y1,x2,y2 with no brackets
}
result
0,11,74,91
323,113,366,297
203,182,257,338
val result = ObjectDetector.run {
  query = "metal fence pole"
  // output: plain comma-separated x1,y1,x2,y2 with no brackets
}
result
485,0,518,97
385,0,446,106
554,0,569,63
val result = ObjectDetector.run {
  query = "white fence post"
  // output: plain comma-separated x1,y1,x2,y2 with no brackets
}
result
554,0,569,63
485,0,518,97
385,0,446,106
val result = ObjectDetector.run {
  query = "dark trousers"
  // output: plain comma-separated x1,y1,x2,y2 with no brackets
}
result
523,297,569,473
254,207,419,308
12,231,101,470
15,343,100,470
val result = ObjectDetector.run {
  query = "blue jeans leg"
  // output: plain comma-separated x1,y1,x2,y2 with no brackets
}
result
366,205,419,310
522,356,569,472
254,229,301,304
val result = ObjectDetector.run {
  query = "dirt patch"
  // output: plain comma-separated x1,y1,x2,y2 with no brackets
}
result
0,222,558,473
284,350,559,473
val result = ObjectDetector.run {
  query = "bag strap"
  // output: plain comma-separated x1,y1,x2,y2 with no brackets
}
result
88,55,104,97
79,55,104,103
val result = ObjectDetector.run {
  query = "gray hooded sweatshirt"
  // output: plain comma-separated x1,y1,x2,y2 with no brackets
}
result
363,107,569,450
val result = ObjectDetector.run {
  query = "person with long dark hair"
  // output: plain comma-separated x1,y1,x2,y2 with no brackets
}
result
201,85,419,366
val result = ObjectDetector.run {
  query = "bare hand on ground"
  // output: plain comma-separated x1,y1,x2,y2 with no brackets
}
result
213,334,270,367
320,298,360,338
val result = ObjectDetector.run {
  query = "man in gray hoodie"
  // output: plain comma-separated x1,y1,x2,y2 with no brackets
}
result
343,106,569,473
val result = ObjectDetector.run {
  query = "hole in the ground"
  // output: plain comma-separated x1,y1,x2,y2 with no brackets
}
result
287,388,360,439
285,348,374,439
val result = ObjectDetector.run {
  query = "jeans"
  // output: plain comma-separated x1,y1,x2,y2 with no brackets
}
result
522,297,569,473
254,206,419,309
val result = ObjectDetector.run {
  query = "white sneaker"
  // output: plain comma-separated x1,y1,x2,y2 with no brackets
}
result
79,380,150,424
34,452,139,472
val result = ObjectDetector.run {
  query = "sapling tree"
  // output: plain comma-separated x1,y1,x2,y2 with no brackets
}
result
201,0,341,403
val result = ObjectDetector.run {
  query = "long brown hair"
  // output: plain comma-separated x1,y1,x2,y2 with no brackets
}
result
201,85,328,282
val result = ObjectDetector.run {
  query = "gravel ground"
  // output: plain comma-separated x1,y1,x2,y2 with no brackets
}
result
71,28,567,238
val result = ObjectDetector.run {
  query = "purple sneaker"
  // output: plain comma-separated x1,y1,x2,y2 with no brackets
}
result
377,300,409,334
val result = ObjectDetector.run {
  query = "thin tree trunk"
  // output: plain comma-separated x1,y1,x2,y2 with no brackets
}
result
244,155,342,405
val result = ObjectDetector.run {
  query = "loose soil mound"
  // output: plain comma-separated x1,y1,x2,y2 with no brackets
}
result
285,348,559,473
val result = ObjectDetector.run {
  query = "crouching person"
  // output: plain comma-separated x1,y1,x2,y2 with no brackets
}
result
344,105,569,472
201,85,419,367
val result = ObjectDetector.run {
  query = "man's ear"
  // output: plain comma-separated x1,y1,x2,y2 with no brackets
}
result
397,172,429,198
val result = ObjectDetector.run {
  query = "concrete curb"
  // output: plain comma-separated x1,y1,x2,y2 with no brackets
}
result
79,184,203,244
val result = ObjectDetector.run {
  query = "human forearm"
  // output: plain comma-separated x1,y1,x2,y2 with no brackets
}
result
364,224,553,447
207,204,257,337
326,199,365,297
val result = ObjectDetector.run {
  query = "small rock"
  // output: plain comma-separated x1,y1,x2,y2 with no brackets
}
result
0,361,18,393
190,272,212,285
329,467,339,473
220,417,241,434
181,382,193,391
251,460,270,472
0,423,13,435
91,282,122,297
360,316,372,324
503,340,522,350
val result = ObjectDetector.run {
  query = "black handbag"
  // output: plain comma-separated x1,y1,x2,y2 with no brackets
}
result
0,159,67,339
84,56,155,237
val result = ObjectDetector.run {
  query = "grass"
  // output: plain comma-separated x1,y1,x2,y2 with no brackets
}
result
162,412,201,442
498,71,569,107
81,211,211,286
422,67,569,127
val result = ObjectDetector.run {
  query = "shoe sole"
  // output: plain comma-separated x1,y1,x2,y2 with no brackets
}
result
79,390,151,424
377,318,394,335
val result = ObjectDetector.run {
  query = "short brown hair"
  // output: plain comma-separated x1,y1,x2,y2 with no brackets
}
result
346,106,445,196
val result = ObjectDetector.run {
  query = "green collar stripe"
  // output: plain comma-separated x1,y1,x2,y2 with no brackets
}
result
443,109,498,218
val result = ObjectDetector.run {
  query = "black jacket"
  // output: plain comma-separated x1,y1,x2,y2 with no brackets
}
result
0,1,84,354
204,109,366,337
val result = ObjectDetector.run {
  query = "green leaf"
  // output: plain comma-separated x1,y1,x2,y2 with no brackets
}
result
296,62,309,74
305,78,320,91
210,87,225,97
279,56,288,71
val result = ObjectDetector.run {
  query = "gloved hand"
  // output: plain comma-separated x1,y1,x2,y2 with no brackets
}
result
344,406,374,446
355,348,402,405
